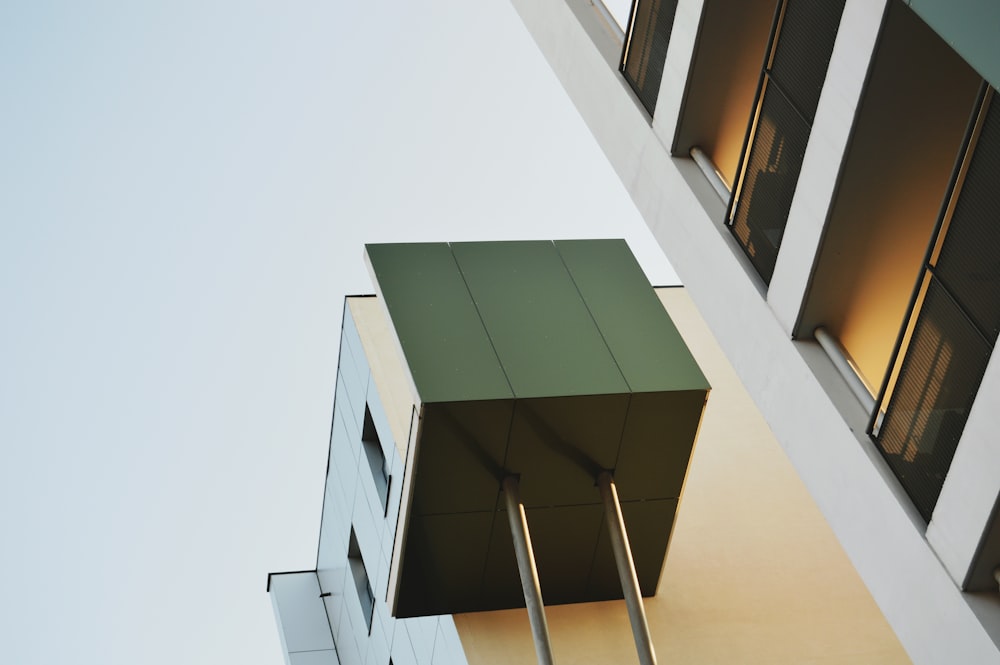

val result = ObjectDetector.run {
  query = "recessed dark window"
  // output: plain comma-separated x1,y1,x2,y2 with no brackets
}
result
621,0,678,115
728,0,845,284
348,527,375,631
872,85,1000,523
362,405,391,514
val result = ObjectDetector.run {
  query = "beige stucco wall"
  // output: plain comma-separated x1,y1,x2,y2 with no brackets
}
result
454,287,909,664
348,296,416,460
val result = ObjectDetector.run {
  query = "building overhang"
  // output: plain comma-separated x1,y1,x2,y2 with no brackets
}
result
365,240,709,617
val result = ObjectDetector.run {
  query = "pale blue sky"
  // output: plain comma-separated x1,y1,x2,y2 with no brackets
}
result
0,1,672,664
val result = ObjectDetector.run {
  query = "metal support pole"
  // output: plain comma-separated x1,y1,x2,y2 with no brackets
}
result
502,475,555,665
598,471,658,665
690,146,731,203
814,326,876,413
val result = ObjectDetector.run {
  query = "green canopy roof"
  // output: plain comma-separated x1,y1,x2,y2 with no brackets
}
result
367,240,709,617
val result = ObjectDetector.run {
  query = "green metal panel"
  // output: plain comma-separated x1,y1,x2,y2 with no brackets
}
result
614,390,707,501
505,394,629,507
365,243,512,403
395,510,495,617
374,240,712,617
488,504,606,606
907,0,1000,91
587,499,679,597
451,241,629,399
555,239,710,393
413,400,513,514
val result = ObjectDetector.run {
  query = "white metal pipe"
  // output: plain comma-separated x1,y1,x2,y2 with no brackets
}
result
503,476,555,665
690,147,731,203
590,0,625,42
598,471,658,665
814,326,876,414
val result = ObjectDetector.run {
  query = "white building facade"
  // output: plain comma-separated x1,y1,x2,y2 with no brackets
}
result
504,0,1000,662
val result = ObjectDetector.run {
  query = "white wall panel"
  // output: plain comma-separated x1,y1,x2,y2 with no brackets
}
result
341,305,367,398
929,348,1000,586
351,480,381,575
374,582,395,647
290,651,340,665
318,479,349,566
270,572,336,658
391,624,419,665
651,0,701,142
274,297,470,665
335,373,362,452
431,619,468,665
332,401,360,505
337,592,365,665
366,607,391,665
321,589,346,647
404,617,437,664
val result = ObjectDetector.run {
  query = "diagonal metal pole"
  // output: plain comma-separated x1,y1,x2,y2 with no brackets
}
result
598,471,658,665
503,475,555,665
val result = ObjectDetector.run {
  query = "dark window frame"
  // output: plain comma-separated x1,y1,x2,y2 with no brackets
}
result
362,404,391,516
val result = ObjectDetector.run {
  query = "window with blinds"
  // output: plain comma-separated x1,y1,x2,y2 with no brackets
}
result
620,0,678,116
727,0,845,284
873,87,1000,523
